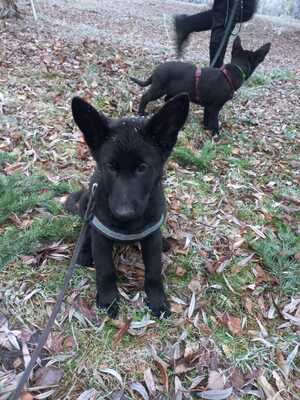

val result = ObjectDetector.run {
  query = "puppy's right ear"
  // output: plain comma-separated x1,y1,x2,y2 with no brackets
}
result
71,97,109,155
145,93,190,159
232,36,243,56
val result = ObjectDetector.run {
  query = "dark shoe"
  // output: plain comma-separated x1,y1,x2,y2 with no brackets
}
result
174,14,189,57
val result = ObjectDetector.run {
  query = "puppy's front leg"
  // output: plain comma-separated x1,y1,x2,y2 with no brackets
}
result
141,230,171,318
207,106,221,137
91,229,119,318
203,107,209,128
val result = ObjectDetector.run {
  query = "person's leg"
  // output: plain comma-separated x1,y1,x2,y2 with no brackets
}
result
210,0,257,67
210,0,236,68
174,0,257,60
174,9,213,57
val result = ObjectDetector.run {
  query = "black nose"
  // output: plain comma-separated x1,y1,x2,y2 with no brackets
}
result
113,206,136,222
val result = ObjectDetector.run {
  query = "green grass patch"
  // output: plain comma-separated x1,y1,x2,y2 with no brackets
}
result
0,215,79,268
249,222,300,295
245,73,268,87
172,141,215,171
0,173,72,224
0,151,17,166
0,172,81,268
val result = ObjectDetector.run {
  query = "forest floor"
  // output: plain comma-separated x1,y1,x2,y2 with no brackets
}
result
0,1,300,399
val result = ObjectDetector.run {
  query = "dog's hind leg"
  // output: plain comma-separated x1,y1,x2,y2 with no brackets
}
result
91,230,119,319
141,230,171,318
138,85,166,115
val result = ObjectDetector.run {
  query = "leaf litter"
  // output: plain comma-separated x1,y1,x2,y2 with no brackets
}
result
0,0,300,398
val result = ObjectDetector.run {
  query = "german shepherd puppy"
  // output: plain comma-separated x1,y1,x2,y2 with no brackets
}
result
131,36,271,137
66,94,189,318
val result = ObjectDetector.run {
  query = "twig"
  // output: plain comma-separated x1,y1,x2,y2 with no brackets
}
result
30,0,38,21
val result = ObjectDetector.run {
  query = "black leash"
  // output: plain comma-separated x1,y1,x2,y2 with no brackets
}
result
210,0,241,67
9,183,98,400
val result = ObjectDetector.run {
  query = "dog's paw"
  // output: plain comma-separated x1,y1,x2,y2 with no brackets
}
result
145,286,171,319
146,296,171,319
96,291,119,319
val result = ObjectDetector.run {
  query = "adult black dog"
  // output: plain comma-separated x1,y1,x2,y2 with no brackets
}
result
131,36,271,137
65,94,189,319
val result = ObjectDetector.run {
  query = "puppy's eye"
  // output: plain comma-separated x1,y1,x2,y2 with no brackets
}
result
136,163,148,174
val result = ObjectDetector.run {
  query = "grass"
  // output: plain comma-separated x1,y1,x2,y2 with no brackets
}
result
249,222,300,295
0,173,80,268
172,141,216,171
1,15,300,399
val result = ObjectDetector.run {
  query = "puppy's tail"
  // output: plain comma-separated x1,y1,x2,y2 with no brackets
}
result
64,191,85,215
130,76,152,87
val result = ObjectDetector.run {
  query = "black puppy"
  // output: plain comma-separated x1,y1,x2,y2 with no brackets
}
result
131,36,271,137
66,94,189,318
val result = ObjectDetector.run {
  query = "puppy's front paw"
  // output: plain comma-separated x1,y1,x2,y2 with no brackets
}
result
145,286,171,319
96,290,119,319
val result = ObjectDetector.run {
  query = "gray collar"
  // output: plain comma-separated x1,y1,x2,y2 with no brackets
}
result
91,213,165,241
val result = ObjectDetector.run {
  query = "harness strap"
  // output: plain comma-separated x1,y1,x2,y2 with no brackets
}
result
220,65,236,93
91,213,165,241
234,64,247,81
194,66,201,102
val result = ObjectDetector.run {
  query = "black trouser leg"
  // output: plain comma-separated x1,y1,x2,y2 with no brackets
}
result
210,0,236,67
181,10,213,34
210,0,257,67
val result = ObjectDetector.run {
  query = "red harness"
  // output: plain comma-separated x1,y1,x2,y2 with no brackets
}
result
220,65,236,94
194,66,201,102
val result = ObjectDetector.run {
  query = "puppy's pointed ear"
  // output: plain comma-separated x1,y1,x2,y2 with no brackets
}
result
71,97,109,156
232,36,243,56
254,43,271,64
145,94,189,159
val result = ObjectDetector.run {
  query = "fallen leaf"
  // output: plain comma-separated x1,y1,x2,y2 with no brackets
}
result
207,371,224,390
188,292,196,319
272,371,285,392
99,368,123,387
112,317,131,348
76,389,98,400
257,374,283,400
176,266,186,277
110,389,124,400
282,343,299,378
144,368,156,396
196,387,233,399
129,382,149,400
153,354,169,393
188,279,202,293
34,366,63,387
253,265,278,285
222,314,242,336
20,393,34,400
174,376,183,400
243,297,253,314
230,368,245,390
